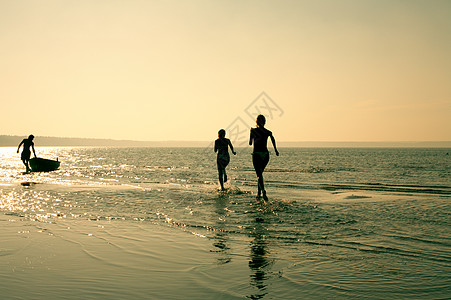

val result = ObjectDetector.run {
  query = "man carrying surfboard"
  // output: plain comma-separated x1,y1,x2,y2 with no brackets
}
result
17,135,37,173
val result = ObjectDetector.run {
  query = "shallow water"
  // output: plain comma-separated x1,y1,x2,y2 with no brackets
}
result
1,147,450,299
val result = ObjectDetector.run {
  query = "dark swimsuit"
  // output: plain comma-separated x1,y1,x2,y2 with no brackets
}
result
215,138,230,169
21,149,31,161
250,127,272,175
20,139,33,161
252,151,269,169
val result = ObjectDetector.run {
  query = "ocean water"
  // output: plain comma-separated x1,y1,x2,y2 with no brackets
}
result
1,147,450,299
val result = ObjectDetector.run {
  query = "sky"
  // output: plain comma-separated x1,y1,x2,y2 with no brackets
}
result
1,0,450,142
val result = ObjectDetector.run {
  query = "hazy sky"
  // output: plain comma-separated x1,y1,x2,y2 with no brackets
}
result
1,0,450,142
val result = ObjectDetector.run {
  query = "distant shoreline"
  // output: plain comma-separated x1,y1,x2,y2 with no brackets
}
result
1,135,450,148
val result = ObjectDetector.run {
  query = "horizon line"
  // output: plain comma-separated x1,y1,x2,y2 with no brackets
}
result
1,134,450,143
1,135,450,147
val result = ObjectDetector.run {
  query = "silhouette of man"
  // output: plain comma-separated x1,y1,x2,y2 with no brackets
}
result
17,135,36,172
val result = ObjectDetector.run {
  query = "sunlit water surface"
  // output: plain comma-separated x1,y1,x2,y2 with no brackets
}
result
1,147,450,299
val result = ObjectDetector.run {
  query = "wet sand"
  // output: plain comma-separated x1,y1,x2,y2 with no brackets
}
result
0,213,249,299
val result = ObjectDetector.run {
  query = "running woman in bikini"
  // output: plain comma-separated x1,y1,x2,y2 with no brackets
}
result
249,115,279,200
214,129,236,191
17,135,37,173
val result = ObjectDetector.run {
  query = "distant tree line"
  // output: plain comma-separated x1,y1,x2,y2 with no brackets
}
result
0,135,449,148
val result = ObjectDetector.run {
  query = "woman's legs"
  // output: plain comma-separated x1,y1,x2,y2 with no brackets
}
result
217,158,229,191
257,171,265,198
253,153,269,199
218,167,225,190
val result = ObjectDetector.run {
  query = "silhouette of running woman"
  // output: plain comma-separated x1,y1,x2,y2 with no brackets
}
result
249,115,279,200
17,135,37,173
214,129,236,191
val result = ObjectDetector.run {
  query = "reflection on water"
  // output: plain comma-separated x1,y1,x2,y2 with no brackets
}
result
248,212,272,300
211,194,275,299
211,195,232,265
